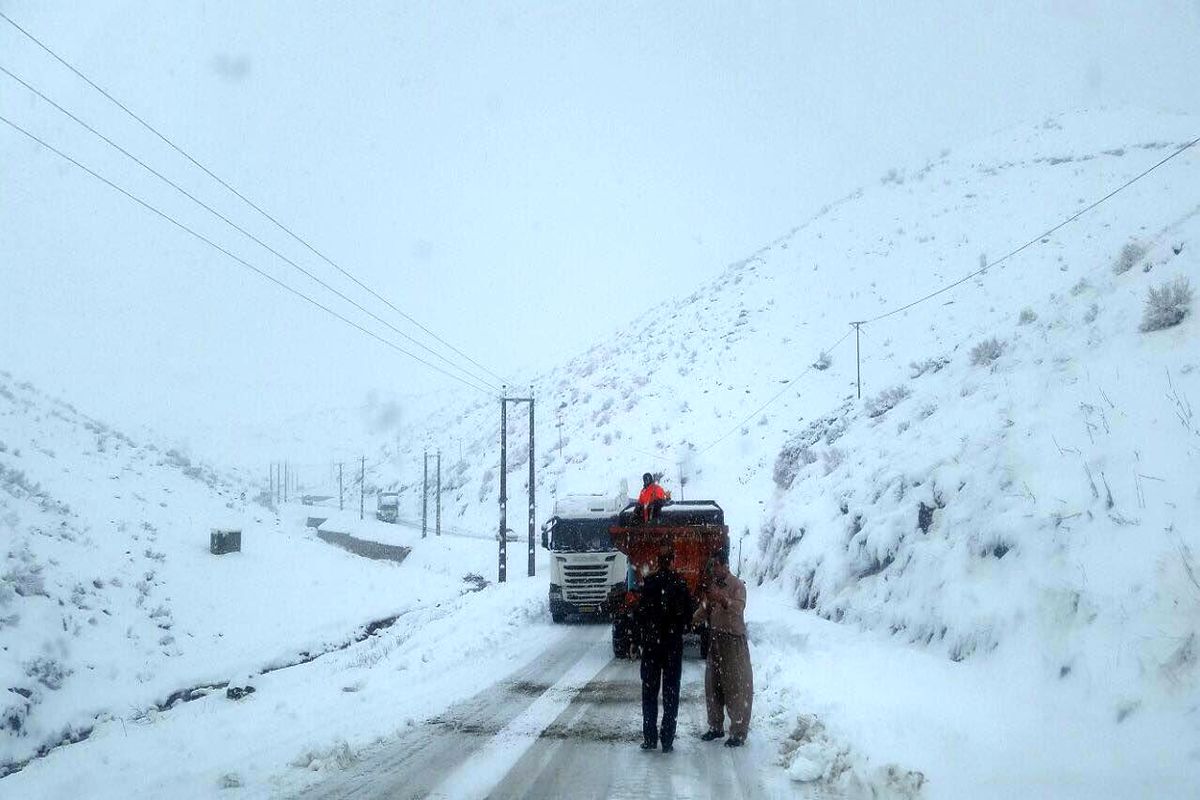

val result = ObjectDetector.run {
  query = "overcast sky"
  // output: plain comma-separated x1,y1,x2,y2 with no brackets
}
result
3,0,1199,464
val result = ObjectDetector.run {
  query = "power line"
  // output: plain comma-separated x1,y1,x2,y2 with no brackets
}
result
0,113,497,396
0,9,513,388
697,329,853,456
865,135,1200,324
0,63,502,393
627,446,677,464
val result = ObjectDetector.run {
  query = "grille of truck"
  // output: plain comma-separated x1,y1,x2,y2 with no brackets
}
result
562,563,611,603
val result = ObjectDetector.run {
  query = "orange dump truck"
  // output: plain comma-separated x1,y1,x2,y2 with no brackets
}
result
607,500,730,659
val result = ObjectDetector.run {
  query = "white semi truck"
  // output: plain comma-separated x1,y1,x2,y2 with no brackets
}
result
540,492,630,623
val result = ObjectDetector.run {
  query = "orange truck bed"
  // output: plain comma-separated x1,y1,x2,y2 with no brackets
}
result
609,524,729,594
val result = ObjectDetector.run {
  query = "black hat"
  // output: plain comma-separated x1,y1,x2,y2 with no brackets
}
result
642,472,654,485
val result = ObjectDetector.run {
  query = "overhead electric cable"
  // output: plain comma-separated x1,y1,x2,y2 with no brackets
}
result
865,135,1200,324
0,114,496,396
0,63,501,393
0,9,513,387
696,329,853,456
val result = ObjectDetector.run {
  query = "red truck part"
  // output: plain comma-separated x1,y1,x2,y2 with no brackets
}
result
608,501,730,659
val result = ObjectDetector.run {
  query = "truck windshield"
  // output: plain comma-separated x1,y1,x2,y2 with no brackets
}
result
551,518,614,552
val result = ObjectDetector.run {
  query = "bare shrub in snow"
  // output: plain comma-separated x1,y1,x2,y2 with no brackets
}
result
969,337,1006,367
1018,307,1037,325
3,547,46,597
773,404,853,489
822,448,844,475
1083,303,1099,324
1112,241,1147,275
909,356,950,379
864,385,911,418
1139,277,1193,332
773,445,818,490
812,351,832,371
25,656,70,690
3,689,35,736
1070,277,1090,296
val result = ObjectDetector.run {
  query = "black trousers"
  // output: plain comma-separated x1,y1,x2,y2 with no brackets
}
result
641,638,683,746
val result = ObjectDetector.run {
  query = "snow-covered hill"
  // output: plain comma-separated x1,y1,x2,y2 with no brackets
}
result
372,106,1200,763
381,107,1198,555
0,372,493,774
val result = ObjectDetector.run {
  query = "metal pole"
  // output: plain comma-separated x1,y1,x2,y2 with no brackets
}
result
338,463,343,511
436,451,442,538
528,393,536,578
359,456,365,520
422,450,428,538
499,389,508,583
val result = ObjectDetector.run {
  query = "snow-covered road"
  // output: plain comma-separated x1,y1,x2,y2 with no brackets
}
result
300,624,777,800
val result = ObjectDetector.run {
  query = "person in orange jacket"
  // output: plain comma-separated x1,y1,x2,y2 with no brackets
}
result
638,472,671,521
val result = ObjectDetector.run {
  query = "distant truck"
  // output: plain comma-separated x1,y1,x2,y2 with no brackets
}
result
540,493,630,624
608,500,730,659
376,492,399,523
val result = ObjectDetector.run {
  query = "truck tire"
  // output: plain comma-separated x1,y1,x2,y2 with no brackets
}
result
551,609,565,624
612,616,633,659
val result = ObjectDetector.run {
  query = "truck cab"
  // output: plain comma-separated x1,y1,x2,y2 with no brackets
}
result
541,493,630,623
376,492,399,523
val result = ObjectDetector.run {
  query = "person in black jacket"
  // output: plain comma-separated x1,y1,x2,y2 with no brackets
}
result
636,547,692,753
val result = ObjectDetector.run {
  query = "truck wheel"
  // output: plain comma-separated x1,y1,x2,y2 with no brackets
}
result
551,609,565,624
612,617,632,658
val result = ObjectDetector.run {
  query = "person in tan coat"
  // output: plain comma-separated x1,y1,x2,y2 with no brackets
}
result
694,553,753,746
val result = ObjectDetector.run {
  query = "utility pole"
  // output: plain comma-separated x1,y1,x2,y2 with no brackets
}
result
527,389,535,578
338,462,344,511
851,321,865,399
499,391,508,583
284,461,289,504
556,411,564,458
436,450,442,537
498,387,537,582
422,450,429,539
359,456,365,520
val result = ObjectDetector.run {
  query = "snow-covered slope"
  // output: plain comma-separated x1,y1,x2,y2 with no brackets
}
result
0,372,493,773
380,107,1198,551
375,105,1200,737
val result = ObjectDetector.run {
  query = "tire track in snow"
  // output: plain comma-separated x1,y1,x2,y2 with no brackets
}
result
297,624,609,799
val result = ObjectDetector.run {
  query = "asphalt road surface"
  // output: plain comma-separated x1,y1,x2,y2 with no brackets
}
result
299,625,771,800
